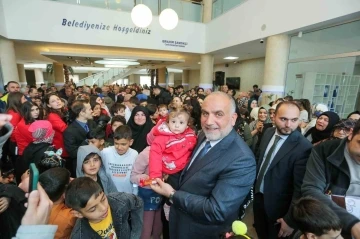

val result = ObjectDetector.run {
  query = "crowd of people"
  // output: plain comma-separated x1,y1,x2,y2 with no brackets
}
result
0,80,360,239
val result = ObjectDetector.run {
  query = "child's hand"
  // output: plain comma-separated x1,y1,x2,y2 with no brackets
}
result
163,174,169,181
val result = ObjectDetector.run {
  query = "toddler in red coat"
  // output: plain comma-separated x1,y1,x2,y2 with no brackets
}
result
141,107,197,189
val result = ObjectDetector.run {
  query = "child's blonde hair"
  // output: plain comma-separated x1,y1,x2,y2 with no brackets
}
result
167,106,194,128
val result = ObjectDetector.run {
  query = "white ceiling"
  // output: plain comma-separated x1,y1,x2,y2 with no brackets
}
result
14,38,267,73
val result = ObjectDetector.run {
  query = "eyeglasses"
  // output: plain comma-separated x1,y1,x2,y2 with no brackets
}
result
336,127,351,133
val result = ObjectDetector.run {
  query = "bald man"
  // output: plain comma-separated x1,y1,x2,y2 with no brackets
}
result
151,92,256,239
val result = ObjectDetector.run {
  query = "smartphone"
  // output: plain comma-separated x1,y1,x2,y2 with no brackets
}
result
28,163,39,193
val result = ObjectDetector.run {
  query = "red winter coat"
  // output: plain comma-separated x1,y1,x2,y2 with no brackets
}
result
47,113,69,157
8,109,22,142
149,121,197,178
13,119,32,155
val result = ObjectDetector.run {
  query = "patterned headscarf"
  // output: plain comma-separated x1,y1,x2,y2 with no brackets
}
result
28,120,55,144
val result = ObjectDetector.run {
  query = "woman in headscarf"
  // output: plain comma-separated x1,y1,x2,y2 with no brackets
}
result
248,98,258,112
304,111,340,144
234,106,252,147
249,107,271,154
19,120,57,184
127,106,154,153
314,118,357,146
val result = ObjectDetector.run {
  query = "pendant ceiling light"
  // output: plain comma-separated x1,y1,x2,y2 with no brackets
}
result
159,0,178,30
131,2,152,28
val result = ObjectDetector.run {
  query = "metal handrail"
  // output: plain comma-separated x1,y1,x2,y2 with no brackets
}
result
77,68,126,86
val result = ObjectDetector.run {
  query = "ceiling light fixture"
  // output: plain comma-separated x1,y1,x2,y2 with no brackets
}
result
24,64,47,69
104,65,128,68
72,67,109,71
131,2,152,28
159,1,178,31
95,60,140,66
224,56,239,60
103,58,137,61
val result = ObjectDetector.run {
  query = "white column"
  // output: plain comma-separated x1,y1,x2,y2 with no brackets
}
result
168,72,175,87
203,0,212,23
182,70,189,90
199,54,214,89
17,64,27,86
129,74,135,84
262,34,290,104
34,68,44,87
0,38,19,84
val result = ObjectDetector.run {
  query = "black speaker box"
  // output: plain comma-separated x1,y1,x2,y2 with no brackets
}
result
215,71,225,86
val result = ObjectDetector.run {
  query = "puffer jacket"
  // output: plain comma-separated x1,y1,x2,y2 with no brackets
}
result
149,121,197,178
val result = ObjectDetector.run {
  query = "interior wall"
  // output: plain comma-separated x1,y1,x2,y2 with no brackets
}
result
174,73,182,86
188,70,200,89
354,64,360,75
214,57,265,92
285,57,357,99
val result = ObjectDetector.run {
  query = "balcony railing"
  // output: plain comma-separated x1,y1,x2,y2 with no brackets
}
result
212,0,248,19
50,0,203,22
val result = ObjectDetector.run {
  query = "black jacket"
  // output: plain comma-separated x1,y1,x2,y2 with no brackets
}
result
70,192,143,239
152,90,172,106
302,138,360,237
63,120,97,160
0,183,26,239
256,128,312,228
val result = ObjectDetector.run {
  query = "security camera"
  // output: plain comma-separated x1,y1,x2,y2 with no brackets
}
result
260,39,264,43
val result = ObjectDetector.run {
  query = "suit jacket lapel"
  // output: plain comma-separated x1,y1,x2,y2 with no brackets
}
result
179,130,236,187
257,128,276,172
267,131,299,171
74,121,87,134
179,132,206,184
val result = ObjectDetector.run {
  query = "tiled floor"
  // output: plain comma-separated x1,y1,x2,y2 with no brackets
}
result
242,202,258,239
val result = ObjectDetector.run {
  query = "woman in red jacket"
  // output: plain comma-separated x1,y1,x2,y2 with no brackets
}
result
13,101,43,182
44,93,69,158
6,92,27,140
14,101,43,155
5,92,27,164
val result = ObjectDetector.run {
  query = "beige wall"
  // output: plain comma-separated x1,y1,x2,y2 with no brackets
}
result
188,70,200,89
214,57,265,92
128,74,141,84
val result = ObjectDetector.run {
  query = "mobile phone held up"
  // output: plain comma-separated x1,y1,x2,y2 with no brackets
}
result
29,163,39,193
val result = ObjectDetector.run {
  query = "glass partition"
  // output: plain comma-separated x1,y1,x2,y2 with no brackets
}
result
285,20,360,117
50,0,202,22
289,20,360,60
212,0,247,19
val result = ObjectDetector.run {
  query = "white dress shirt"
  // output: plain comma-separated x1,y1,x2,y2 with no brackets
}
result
258,130,289,193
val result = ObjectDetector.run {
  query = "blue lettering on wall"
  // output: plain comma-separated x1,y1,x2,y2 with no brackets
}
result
61,18,151,35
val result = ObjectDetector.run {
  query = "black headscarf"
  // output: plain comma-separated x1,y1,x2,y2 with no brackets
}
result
305,111,340,144
127,106,154,153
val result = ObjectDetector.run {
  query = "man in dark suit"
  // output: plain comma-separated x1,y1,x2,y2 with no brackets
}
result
63,100,96,177
253,101,312,239
151,92,256,239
